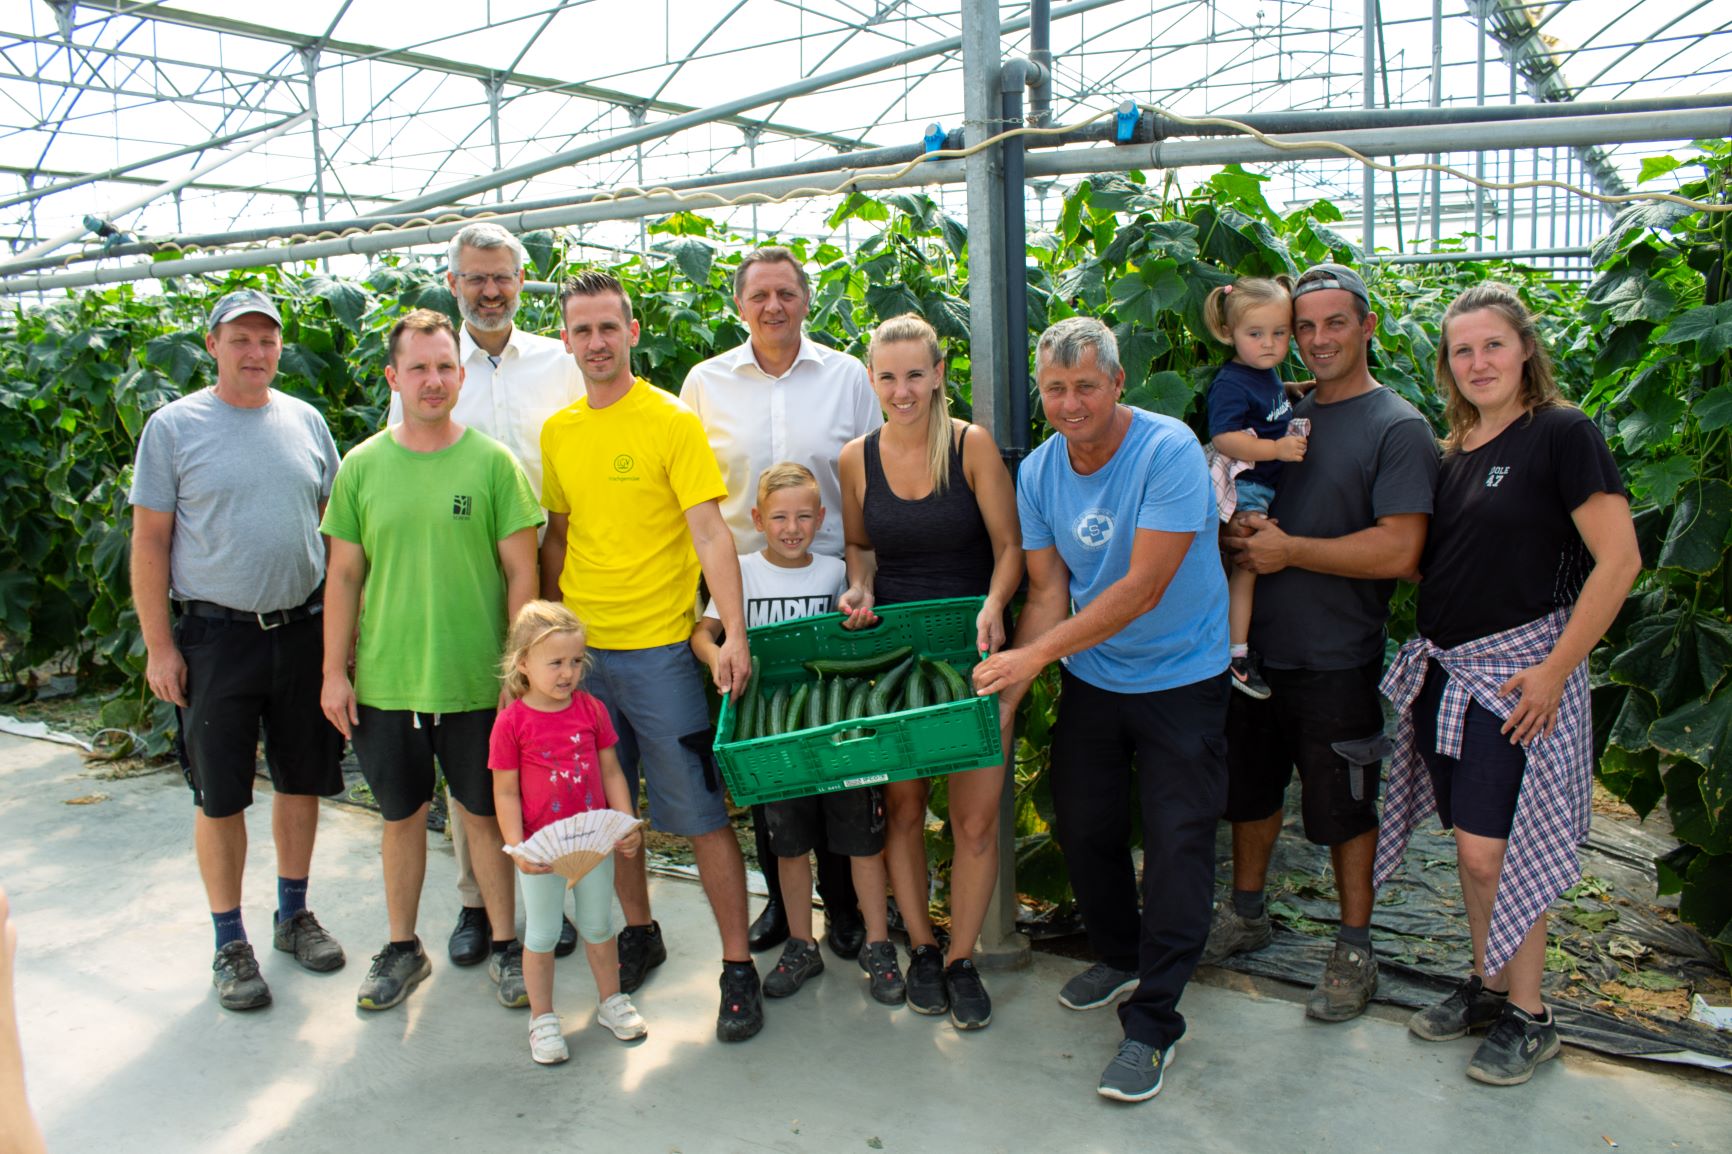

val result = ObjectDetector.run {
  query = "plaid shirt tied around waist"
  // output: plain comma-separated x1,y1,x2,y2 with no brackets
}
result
1373,609,1592,976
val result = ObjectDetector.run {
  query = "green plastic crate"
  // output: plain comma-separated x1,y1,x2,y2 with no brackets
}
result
713,596,1003,805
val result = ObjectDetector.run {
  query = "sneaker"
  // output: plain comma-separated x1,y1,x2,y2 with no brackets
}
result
716,961,764,1042
489,942,529,1009
1058,962,1139,1011
356,940,431,1011
272,909,345,973
763,938,825,998
555,916,578,959
905,944,949,1016
447,906,490,967
859,940,907,1006
528,1012,569,1065
1198,901,1273,967
617,921,667,994
1097,1039,1175,1103
1409,974,1508,1042
945,959,992,1030
211,941,271,1011
1468,1003,1561,1086
1229,654,1272,700
1305,939,1378,1022
597,991,648,1041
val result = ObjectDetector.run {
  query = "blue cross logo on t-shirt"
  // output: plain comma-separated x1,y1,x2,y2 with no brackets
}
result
1073,508,1116,549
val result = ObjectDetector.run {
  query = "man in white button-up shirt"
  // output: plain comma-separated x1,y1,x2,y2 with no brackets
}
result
387,222,583,969
679,247,880,958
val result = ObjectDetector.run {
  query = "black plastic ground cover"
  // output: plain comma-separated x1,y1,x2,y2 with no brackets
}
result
1205,800,1732,1069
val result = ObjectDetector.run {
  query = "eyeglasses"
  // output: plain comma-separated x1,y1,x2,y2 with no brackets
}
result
455,273,519,290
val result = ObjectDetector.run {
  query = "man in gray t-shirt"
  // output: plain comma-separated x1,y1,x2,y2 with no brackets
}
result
1211,265,1439,1025
129,290,347,1012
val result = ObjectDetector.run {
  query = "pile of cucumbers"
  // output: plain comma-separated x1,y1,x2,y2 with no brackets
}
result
724,644,973,744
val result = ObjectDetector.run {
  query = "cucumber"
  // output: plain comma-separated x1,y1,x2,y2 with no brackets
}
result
825,676,849,727
924,661,954,705
845,680,872,722
804,674,825,730
805,645,914,680
928,658,968,702
752,691,768,742
905,665,930,710
868,654,917,716
767,686,789,737
787,684,810,734
733,656,762,741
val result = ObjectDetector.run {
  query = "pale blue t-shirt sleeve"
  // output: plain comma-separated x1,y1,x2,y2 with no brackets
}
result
1018,457,1056,551
1136,426,1211,534
129,410,179,512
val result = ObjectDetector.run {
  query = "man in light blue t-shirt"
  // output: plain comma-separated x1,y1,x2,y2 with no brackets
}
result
974,316,1229,1105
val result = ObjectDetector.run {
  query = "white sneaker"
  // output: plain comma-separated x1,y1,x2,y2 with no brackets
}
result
597,992,648,1041
528,1012,569,1065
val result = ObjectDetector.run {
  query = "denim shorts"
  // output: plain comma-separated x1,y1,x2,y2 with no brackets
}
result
1234,475,1277,516
583,642,728,837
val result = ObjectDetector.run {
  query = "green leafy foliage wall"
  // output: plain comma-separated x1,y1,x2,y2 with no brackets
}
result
1,149,1727,962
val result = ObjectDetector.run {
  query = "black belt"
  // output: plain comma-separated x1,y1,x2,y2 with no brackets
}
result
175,595,323,630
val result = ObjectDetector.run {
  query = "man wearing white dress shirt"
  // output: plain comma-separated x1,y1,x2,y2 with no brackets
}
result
679,246,880,957
387,221,583,970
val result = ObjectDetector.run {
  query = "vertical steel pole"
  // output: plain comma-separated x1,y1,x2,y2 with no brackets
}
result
487,74,505,205
300,48,328,222
1362,0,1376,256
961,0,1028,969
1474,6,1486,251
1428,0,1442,246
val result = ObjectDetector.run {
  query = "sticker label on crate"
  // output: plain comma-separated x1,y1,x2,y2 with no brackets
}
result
843,773,891,788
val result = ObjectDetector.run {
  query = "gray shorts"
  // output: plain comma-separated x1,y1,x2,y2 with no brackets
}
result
584,641,728,837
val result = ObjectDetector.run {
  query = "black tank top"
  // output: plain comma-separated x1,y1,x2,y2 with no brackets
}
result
862,426,996,607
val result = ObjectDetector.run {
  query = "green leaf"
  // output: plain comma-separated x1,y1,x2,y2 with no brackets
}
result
1618,392,1686,454
921,292,969,343
1592,322,1653,381
1656,479,1732,573
863,282,922,323
142,333,210,389
938,213,967,259
1637,155,1685,184
411,283,460,326
1696,385,1732,432
1140,220,1200,263
1123,370,1193,419
658,236,715,287
1651,703,1732,832
1585,268,1677,326
303,274,369,333
1629,455,1694,507
1659,301,1732,360
277,343,330,386
519,230,557,280
1055,258,1107,308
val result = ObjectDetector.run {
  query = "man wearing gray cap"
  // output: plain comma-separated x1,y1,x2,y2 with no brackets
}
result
130,289,346,1011
1215,263,1438,1023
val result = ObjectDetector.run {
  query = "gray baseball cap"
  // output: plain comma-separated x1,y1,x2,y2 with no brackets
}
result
207,289,282,329
1293,263,1370,307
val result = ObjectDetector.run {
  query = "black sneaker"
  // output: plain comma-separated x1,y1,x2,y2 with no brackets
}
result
945,958,991,1030
356,940,432,1011
555,915,578,959
211,941,271,1011
273,909,345,973
1467,1003,1560,1086
617,921,667,994
763,938,825,998
1097,1039,1175,1103
489,941,529,1009
1410,974,1508,1042
717,961,765,1042
1229,655,1272,700
859,940,906,1006
906,944,949,1016
447,906,490,967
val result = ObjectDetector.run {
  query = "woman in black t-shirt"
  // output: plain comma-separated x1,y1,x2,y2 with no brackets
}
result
1375,283,1639,1087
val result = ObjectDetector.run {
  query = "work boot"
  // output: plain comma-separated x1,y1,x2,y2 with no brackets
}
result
356,940,431,1011
211,941,271,1011
272,909,345,973
1199,901,1273,967
1305,939,1378,1022
763,939,825,998
617,921,667,994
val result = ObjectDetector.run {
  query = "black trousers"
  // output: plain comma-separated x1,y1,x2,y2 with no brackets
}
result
1050,668,1229,1048
752,804,860,919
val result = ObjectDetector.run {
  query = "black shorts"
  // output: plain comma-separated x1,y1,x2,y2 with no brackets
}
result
1224,660,1386,846
349,706,496,823
1412,660,1527,839
765,786,886,858
173,612,342,819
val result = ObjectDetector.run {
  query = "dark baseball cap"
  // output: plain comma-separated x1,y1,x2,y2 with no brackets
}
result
1292,263,1370,307
207,289,282,329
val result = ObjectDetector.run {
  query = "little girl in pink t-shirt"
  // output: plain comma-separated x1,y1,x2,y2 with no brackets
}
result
490,600,645,1066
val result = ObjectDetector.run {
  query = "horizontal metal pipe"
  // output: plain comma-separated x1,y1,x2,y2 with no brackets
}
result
1372,246,1592,264
1158,91,1732,138
4,106,1726,295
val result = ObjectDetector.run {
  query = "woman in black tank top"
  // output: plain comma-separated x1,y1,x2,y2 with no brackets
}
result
838,314,1023,1029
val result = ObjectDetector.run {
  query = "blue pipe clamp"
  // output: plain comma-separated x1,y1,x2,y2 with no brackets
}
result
923,123,946,154
1114,101,1139,144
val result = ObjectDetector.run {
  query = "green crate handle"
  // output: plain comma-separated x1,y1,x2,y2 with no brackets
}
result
831,728,879,745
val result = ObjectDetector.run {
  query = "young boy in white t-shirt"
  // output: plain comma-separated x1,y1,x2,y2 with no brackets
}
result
690,463,903,1008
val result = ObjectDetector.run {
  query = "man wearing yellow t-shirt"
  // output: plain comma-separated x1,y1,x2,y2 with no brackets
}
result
539,270,759,1042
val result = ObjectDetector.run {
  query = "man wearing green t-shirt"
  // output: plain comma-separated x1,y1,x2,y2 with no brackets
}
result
321,309,543,1013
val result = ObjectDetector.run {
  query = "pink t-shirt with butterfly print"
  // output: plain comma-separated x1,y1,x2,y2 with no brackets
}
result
487,692,619,837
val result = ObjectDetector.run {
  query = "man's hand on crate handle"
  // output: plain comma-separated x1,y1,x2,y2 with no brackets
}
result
971,645,1043,703
714,632,751,697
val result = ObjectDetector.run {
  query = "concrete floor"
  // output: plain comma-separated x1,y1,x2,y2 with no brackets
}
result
2,733,1727,1154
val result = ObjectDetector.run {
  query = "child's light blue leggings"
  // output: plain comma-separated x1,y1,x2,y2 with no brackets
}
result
520,856,619,954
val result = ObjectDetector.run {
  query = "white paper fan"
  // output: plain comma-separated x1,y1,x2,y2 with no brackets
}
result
505,810,642,888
